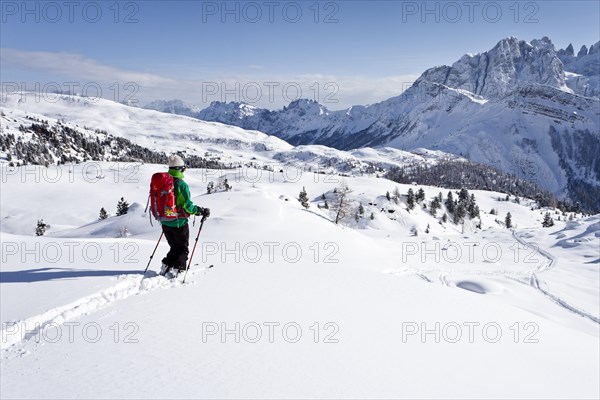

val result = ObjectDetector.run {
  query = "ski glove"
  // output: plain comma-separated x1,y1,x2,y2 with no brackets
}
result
198,207,210,218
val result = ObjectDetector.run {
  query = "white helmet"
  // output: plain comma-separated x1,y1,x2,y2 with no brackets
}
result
167,154,185,168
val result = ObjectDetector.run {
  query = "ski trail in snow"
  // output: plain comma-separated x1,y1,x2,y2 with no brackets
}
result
385,232,599,325
511,230,555,273
383,267,432,283
528,274,599,323
415,271,432,283
511,231,599,324
0,271,206,350
438,272,449,287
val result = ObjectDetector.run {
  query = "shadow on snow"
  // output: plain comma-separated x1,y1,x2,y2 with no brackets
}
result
0,267,138,283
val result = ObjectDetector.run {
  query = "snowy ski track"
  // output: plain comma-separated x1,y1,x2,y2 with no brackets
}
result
0,268,210,350
511,231,600,324
385,230,599,325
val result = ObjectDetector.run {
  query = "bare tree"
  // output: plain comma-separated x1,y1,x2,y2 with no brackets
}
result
392,187,401,205
331,182,353,224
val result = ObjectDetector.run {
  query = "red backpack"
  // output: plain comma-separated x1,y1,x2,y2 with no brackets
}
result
148,172,181,222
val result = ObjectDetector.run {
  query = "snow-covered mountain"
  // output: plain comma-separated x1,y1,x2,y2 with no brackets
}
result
143,99,203,117
1,92,561,210
170,37,600,211
558,41,600,98
0,93,468,177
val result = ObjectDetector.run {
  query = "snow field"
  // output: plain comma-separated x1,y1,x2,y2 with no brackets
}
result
1,161,598,398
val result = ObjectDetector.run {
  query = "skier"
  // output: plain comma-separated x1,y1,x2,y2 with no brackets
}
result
160,155,210,277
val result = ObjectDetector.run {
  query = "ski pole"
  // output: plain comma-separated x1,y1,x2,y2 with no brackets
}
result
182,216,206,284
144,231,164,273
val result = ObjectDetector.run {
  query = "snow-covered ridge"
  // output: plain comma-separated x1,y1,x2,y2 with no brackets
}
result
0,92,461,175
4,91,554,210
165,36,600,210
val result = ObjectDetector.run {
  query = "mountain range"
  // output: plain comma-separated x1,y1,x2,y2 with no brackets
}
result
144,37,600,210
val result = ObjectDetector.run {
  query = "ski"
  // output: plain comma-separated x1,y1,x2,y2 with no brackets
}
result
141,263,213,282
180,264,214,283
142,262,214,281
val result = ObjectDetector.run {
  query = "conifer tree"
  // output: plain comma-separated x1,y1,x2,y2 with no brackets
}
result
505,212,512,228
458,188,469,204
453,203,466,224
542,212,554,227
407,188,415,210
116,197,129,216
445,191,455,214
430,196,441,217
299,187,310,209
35,219,47,236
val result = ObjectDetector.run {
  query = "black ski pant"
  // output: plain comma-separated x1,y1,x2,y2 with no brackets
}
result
161,223,190,269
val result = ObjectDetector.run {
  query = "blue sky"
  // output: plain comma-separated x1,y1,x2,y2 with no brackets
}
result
1,0,599,109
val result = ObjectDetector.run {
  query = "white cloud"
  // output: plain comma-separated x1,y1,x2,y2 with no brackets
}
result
0,48,176,87
1,48,420,110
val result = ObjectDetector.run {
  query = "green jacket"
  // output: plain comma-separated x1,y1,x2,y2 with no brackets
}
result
161,169,200,228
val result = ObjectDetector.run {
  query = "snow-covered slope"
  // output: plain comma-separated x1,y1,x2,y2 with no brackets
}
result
0,93,293,163
0,92,464,176
1,162,598,398
188,37,600,210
